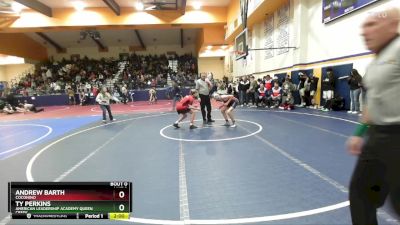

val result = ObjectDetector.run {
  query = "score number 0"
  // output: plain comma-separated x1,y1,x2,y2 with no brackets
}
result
119,191,125,211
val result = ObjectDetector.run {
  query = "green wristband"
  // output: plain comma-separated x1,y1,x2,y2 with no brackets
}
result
353,123,369,137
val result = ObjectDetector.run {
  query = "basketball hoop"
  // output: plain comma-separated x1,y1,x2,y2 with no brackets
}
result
234,50,247,61
234,51,245,58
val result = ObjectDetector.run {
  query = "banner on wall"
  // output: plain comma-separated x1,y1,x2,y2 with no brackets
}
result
248,29,253,62
263,14,274,60
262,1,290,59
323,0,381,23
276,1,290,55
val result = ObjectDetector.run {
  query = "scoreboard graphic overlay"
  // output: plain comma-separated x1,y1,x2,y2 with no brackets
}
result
8,182,132,220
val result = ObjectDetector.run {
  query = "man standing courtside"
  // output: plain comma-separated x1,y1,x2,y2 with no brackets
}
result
196,73,214,124
347,7,400,224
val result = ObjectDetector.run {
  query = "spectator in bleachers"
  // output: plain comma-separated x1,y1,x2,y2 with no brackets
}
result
347,69,363,114
207,73,217,94
11,53,197,101
285,74,291,82
321,68,335,112
46,69,52,79
239,76,250,106
54,82,61,93
226,80,238,100
281,77,296,103
280,78,295,110
79,90,88,106
264,75,273,96
75,72,82,83
280,91,294,110
256,85,268,108
121,84,128,104
50,81,56,94
85,82,91,93
112,88,121,103
297,72,309,107
267,82,282,108
272,76,282,86
308,74,319,108
149,87,157,104
248,76,257,107
67,88,75,105
65,82,71,91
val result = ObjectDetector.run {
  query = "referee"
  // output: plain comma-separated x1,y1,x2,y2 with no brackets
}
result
347,7,400,224
196,73,214,124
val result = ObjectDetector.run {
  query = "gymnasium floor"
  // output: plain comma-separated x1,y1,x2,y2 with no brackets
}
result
0,100,399,225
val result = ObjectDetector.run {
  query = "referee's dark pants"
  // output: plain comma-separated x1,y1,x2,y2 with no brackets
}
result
349,125,400,224
100,104,113,121
199,94,212,122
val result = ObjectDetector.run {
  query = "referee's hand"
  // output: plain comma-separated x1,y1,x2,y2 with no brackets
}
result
346,136,364,156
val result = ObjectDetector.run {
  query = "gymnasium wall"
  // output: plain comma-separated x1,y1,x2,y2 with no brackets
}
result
0,33,48,61
198,57,225,80
0,66,5,82
232,0,397,78
305,0,397,69
0,64,35,83
48,44,197,61
230,0,398,108
232,0,296,77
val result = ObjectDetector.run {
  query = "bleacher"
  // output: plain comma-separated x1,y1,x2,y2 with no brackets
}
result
8,53,197,100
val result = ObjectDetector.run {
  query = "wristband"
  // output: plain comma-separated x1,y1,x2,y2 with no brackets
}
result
353,123,369,137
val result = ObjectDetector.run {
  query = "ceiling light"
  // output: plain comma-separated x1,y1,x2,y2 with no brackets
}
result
0,55,25,65
145,5,156,10
73,1,85,11
135,2,144,11
11,2,24,13
206,45,212,50
193,2,201,10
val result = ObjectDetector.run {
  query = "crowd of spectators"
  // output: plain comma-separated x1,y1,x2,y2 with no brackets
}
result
0,94,43,114
121,53,197,90
217,69,357,112
6,53,197,99
215,73,319,111
0,53,197,114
